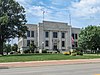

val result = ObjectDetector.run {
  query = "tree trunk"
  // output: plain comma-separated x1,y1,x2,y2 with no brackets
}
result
6,49,8,55
0,39,4,55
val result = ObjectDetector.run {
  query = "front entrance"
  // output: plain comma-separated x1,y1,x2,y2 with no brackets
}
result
53,44,60,53
52,39,60,53
53,45,57,50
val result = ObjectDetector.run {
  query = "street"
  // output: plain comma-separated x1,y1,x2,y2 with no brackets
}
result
0,63,100,75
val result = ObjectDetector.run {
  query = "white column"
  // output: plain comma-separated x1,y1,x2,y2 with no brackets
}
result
49,31,52,50
37,25,40,49
70,26,72,49
58,31,61,50
65,31,68,50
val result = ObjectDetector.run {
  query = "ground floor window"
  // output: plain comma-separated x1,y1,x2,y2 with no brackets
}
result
62,41,65,47
31,40,34,44
45,40,49,47
27,40,30,46
72,41,78,48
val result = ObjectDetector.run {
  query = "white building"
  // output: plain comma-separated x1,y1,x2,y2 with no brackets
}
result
18,21,80,53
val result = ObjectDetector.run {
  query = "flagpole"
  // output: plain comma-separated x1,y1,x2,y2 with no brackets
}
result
67,9,72,49
41,9,45,21
41,9,45,52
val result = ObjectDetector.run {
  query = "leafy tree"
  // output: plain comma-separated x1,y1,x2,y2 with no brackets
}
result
29,42,37,53
0,0,28,55
3,44,12,55
78,25,100,53
11,43,18,52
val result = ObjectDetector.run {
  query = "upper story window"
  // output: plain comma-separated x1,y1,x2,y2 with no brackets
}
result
72,33,74,39
45,32,49,38
27,31,30,37
72,33,78,39
62,32,65,38
53,32,58,38
31,31,34,37
75,34,78,39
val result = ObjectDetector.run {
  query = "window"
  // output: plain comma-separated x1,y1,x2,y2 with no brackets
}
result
27,40,30,46
45,40,49,47
62,32,65,38
62,49,66,51
62,41,65,47
75,42,78,47
27,31,30,37
72,44,75,48
72,42,78,48
53,32,58,38
45,32,49,38
72,33,74,39
72,33,78,39
75,34,77,39
31,40,34,44
31,31,34,37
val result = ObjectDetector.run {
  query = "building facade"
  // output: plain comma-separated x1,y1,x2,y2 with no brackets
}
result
18,21,80,53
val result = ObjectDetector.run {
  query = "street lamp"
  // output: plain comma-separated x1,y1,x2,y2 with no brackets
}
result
42,42,44,50
39,42,44,53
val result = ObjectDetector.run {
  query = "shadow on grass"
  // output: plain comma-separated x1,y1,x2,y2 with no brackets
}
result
0,53,60,57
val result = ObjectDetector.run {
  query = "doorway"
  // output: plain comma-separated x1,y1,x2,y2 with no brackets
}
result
53,45,57,50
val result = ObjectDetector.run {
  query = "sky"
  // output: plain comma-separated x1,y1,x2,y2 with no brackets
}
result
15,0,100,28
12,0,100,44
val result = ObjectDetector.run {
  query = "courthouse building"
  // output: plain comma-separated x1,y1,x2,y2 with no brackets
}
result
18,21,80,52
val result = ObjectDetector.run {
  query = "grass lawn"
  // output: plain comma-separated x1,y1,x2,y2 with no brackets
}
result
0,53,100,63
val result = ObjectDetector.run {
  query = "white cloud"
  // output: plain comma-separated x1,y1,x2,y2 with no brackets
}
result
51,0,69,6
26,6,52,18
70,0,100,17
15,0,32,9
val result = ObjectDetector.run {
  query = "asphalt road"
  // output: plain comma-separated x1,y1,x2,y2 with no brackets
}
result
0,63,100,75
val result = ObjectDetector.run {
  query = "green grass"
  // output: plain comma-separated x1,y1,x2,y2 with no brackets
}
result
0,53,100,63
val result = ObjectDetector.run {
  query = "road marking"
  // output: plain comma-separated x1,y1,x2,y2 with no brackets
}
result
95,74,100,75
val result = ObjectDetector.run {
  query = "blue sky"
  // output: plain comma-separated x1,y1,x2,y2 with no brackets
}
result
15,0,100,28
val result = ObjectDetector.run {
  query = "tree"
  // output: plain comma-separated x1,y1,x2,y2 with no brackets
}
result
78,25,100,53
11,43,18,52
29,42,37,53
3,43,12,55
0,0,28,55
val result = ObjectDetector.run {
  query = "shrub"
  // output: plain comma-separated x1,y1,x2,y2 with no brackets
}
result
63,51,71,55
34,50,39,53
42,49,47,53
77,52,83,56
23,49,30,54
9,51,16,54
71,52,77,56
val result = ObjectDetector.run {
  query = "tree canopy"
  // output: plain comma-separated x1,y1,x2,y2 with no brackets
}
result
78,25,100,52
0,0,28,55
29,42,37,53
11,43,18,52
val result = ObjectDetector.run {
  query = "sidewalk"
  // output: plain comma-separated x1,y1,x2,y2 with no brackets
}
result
0,59,100,68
